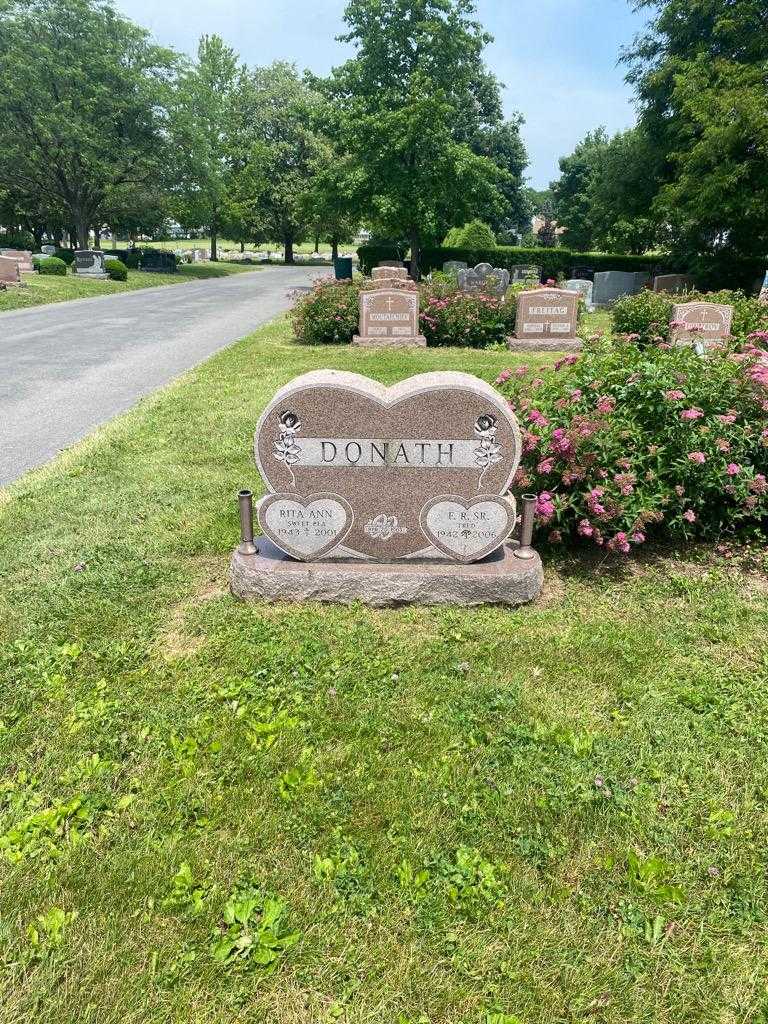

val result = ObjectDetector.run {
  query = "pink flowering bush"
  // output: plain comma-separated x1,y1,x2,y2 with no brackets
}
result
419,278,517,348
498,336,768,552
290,276,361,345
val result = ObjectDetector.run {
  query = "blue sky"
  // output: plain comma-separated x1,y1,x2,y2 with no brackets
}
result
114,0,651,188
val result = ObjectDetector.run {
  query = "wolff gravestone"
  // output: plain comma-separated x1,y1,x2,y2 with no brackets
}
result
509,288,580,351
229,370,543,606
74,250,108,279
671,301,734,346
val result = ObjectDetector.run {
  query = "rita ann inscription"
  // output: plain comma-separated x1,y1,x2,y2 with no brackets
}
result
254,370,521,562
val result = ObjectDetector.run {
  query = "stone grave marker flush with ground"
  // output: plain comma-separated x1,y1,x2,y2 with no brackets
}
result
509,288,580,352
229,370,543,607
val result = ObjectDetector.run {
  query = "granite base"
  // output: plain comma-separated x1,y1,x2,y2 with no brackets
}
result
352,335,427,348
507,337,582,352
230,539,543,608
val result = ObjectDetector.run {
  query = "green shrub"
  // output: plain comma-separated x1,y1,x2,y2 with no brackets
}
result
290,277,361,344
612,289,768,345
496,337,768,551
2,230,35,250
33,256,67,277
612,290,674,346
54,249,75,265
105,258,128,282
443,220,496,250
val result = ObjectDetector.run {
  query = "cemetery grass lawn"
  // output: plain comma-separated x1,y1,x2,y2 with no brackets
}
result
0,262,260,313
2,317,768,1023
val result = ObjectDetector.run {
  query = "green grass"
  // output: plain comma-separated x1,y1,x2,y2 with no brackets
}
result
0,262,261,313
1,318,768,1023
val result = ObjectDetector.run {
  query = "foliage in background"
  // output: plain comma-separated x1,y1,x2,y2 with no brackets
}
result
498,336,768,551
0,0,176,250
443,220,497,249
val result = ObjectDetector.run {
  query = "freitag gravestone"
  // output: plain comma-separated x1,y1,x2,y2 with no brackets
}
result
509,288,580,352
229,370,543,607
671,301,734,347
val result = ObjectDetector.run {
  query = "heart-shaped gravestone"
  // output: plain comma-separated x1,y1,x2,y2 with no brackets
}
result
258,492,353,561
255,370,521,561
420,494,516,563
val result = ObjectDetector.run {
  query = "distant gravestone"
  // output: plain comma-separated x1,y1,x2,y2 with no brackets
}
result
458,263,510,297
593,270,649,307
653,274,695,294
0,249,34,273
228,369,543,607
74,250,108,279
671,302,734,347
564,278,594,310
509,288,580,351
759,270,768,306
442,260,468,275
353,285,426,348
372,266,408,282
140,250,177,273
377,260,405,269
41,245,57,256
571,266,595,281
510,264,540,283
0,255,22,286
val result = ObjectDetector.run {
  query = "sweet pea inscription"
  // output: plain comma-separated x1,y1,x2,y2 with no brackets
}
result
254,370,522,562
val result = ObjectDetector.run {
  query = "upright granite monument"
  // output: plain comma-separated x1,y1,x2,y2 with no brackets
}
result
458,263,510,297
229,370,543,606
564,278,594,311
653,274,695,294
74,250,108,279
0,249,34,273
759,270,768,306
0,255,22,286
353,267,426,348
593,271,649,307
509,288,580,351
670,301,733,347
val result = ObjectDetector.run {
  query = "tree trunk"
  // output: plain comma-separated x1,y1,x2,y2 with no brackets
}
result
32,225,44,250
75,218,89,251
210,229,218,262
409,228,421,281
284,233,294,264
331,236,339,261
94,226,101,249
240,241,244,253
314,233,320,253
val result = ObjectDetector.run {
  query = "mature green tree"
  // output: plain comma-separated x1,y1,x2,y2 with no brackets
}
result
170,34,247,261
472,116,529,235
330,0,510,277
550,128,609,251
624,0,768,257
0,0,176,250
241,62,328,264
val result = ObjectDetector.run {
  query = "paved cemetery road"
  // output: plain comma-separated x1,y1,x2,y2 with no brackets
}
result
0,265,321,487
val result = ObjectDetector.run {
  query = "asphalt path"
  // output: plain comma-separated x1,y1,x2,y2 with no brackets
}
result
0,265,321,486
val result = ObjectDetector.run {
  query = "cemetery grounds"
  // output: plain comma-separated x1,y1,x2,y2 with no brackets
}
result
0,261,260,314
0,309,766,1023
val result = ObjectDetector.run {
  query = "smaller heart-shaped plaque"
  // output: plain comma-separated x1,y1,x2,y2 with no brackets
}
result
258,492,353,561
420,494,515,563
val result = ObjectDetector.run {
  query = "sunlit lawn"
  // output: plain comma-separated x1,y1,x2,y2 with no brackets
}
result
1,316,767,1023
0,262,260,314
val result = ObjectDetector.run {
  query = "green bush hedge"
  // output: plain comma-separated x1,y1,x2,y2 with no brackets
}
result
54,249,75,265
105,258,128,282
612,289,768,345
33,255,67,276
357,243,765,291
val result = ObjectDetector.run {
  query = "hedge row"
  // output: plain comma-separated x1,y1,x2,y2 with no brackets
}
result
357,244,766,292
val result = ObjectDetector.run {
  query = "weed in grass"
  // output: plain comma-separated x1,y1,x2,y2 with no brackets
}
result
209,882,300,971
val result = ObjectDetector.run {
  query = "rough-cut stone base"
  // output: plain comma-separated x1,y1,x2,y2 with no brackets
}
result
230,539,543,608
507,336,582,352
352,335,427,348
74,272,109,280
